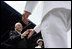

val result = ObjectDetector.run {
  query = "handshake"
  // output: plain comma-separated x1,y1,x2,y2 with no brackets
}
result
21,11,34,39
21,29,35,39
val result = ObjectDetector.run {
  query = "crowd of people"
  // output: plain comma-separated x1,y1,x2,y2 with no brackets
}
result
9,22,44,48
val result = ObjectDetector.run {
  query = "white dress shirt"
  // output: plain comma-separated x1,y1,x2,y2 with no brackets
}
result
16,30,24,39
35,46,42,48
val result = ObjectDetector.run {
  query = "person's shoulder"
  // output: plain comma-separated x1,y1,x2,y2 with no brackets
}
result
9,30,17,34
35,46,41,48
35,46,38,48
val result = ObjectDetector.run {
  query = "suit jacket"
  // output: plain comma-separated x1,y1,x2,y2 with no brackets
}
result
9,30,27,48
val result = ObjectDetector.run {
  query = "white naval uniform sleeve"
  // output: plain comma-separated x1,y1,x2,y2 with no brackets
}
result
34,24,41,33
24,1,38,13
66,9,71,32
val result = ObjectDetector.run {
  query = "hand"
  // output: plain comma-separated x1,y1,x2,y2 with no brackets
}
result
27,29,35,39
22,30,29,37
22,11,31,25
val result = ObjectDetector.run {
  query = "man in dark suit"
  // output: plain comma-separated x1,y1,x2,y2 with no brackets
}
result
9,22,29,48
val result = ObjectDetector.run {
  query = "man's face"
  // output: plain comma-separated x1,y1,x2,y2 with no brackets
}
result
15,23,23,32
38,41,43,46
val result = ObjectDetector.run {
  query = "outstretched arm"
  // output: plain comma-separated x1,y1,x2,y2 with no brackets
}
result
27,24,41,39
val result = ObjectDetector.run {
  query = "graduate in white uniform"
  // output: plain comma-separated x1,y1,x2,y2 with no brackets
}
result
35,39,43,48
22,1,71,48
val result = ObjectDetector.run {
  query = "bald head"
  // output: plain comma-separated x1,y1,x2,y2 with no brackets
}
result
15,22,23,32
